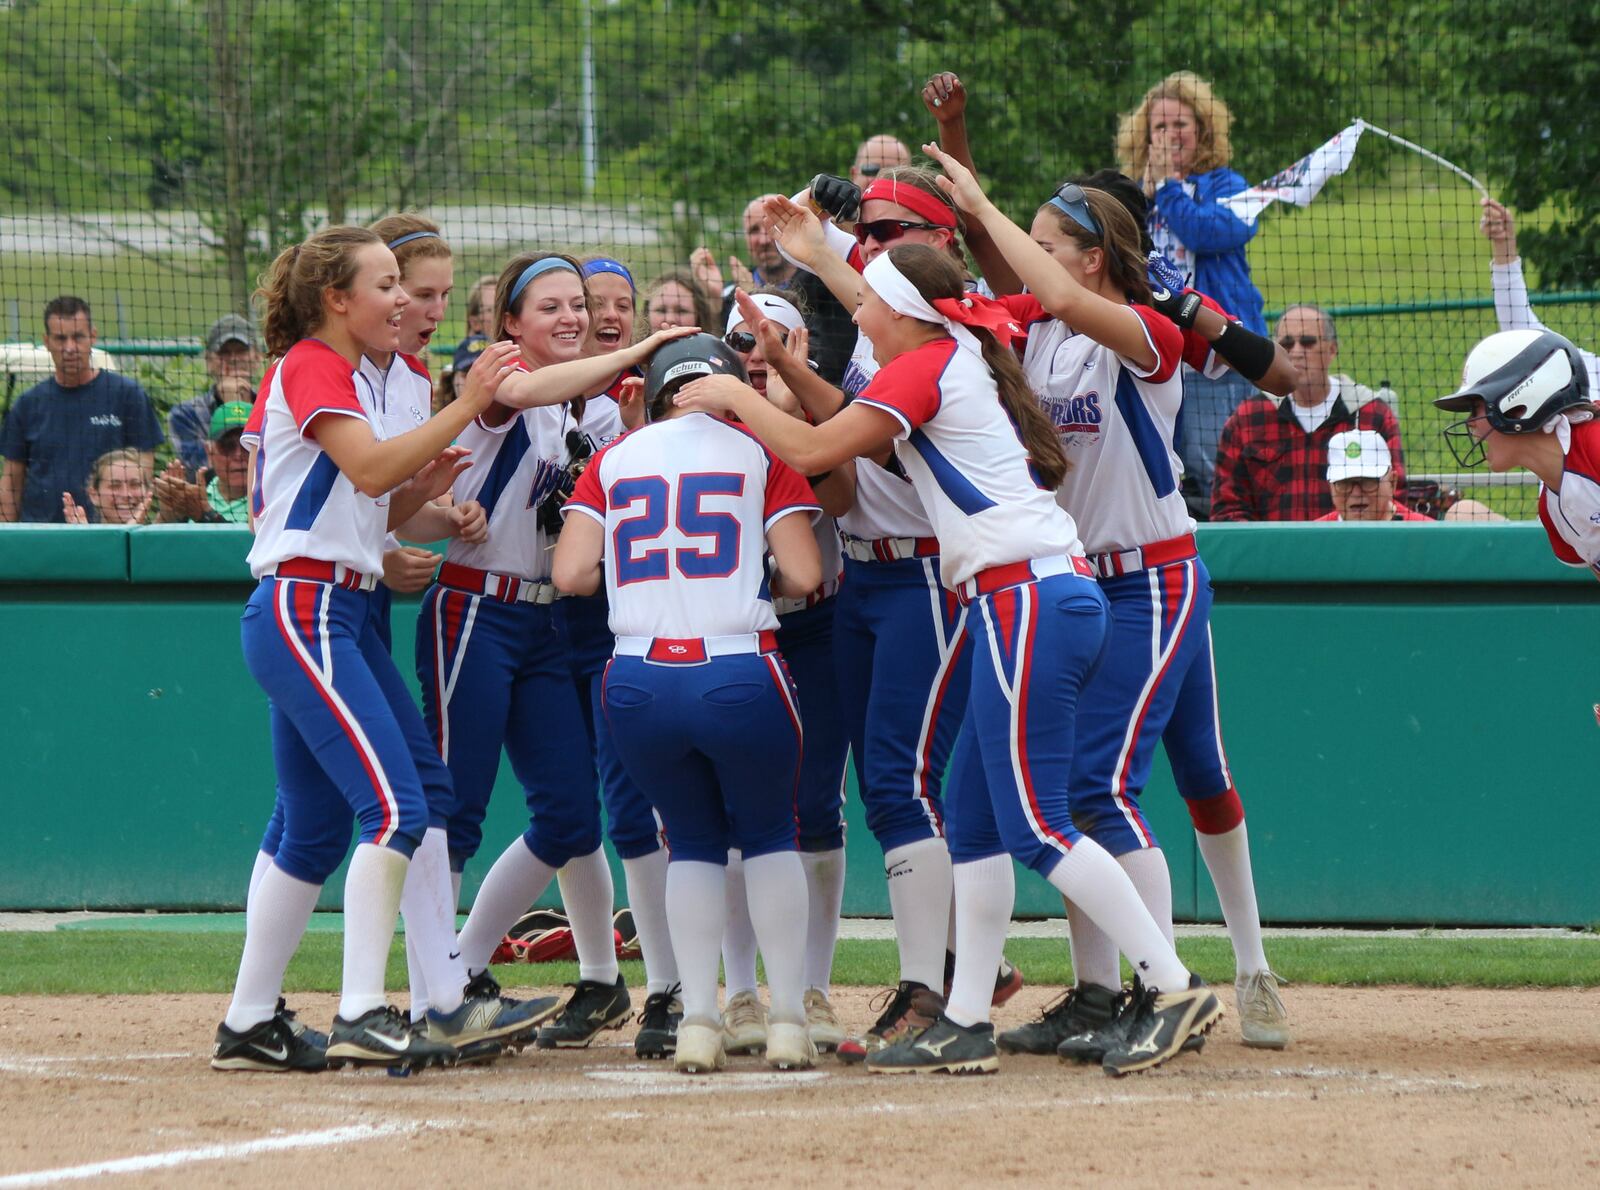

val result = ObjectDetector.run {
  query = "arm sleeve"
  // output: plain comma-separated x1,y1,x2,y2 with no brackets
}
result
1153,171,1258,254
1208,412,1254,522
1184,292,1233,376
763,455,822,529
563,447,608,524
775,194,864,275
1491,259,1546,333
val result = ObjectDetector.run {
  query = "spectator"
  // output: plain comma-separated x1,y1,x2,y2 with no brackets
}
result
61,447,152,525
0,296,164,523
464,274,498,337
167,313,263,474
849,133,912,188
1212,305,1404,522
1118,73,1267,500
1478,198,1600,394
643,270,715,331
1314,430,1431,522
152,401,252,524
446,333,487,409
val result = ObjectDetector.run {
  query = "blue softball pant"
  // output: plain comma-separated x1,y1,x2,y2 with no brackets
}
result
774,595,849,852
1068,555,1243,854
555,592,669,860
945,571,1111,877
832,556,969,853
241,577,429,884
258,580,455,857
602,650,803,866
416,583,600,873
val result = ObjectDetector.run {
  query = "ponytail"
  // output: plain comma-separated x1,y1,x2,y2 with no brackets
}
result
254,226,382,358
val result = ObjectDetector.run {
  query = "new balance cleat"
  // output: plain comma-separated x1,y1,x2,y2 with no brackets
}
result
327,1005,457,1071
425,989,551,1050
1101,974,1222,1077
535,975,632,1049
998,982,1118,1056
803,988,845,1052
211,1012,327,1073
459,968,562,1047
1236,969,1291,1049
765,1021,818,1070
721,989,768,1055
836,981,944,1065
635,983,683,1059
674,1018,726,1074
865,1014,999,1075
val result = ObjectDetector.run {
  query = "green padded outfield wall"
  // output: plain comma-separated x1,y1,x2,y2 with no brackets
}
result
2,523,1596,925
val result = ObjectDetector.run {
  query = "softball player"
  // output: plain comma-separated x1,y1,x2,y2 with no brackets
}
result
716,292,850,1053
676,241,1220,1077
215,226,532,1073
553,333,824,1075
923,147,1291,1056
417,253,693,1051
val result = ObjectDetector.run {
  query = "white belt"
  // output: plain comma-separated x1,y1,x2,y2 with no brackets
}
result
613,631,779,665
839,535,939,562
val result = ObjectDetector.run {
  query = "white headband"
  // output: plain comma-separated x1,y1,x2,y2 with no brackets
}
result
861,253,982,360
726,293,806,338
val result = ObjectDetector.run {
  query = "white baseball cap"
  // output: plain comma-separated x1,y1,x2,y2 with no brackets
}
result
1326,429,1393,483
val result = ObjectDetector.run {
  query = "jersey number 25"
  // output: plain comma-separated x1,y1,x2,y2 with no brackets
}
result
610,472,744,585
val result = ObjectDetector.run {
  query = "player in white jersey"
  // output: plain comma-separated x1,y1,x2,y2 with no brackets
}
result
217,225,543,1074
553,333,824,1074
417,250,697,1056
927,143,1288,1054
676,242,1220,1077
758,173,1025,1060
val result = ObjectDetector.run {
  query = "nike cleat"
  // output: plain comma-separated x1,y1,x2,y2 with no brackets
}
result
211,1012,327,1073
327,1005,458,1071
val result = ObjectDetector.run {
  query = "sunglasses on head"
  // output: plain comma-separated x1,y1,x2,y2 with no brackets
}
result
1279,335,1322,349
853,218,942,246
724,327,789,354
1048,183,1103,238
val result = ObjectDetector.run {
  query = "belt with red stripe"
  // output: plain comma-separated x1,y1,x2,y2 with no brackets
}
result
954,554,1094,606
1086,533,1197,580
437,561,557,605
273,557,377,592
839,535,939,563
614,630,779,665
773,576,840,617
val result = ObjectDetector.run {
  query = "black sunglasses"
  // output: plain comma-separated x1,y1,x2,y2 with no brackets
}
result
1331,475,1385,493
725,327,790,354
1279,335,1322,349
859,162,883,177
1048,183,1103,238
853,218,941,246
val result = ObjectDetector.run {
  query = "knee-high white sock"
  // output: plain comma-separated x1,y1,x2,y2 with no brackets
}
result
246,849,274,910
1064,897,1121,991
1117,848,1175,946
742,852,809,1026
456,837,556,974
945,856,1014,1027
224,862,321,1032
665,860,727,1022
400,828,465,1019
721,850,760,995
338,843,409,1021
882,837,952,991
799,848,845,993
559,846,619,985
621,849,678,994
1196,822,1270,976
1045,838,1188,990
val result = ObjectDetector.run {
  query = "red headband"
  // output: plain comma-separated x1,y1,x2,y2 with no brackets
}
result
861,179,958,229
932,293,1026,351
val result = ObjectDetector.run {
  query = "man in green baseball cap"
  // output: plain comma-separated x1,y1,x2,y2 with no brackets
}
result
154,400,252,524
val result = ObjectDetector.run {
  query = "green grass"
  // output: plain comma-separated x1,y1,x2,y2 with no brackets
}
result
3,930,1598,997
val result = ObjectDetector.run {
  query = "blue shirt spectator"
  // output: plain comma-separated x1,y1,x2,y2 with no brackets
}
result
167,313,263,473
0,296,164,523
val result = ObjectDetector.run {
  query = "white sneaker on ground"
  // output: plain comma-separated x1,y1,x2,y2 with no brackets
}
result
1236,970,1291,1049
674,1018,725,1074
721,989,767,1055
803,988,845,1052
764,1020,817,1070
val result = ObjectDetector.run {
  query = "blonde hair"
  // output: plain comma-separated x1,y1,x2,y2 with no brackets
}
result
1116,72,1234,178
254,226,383,358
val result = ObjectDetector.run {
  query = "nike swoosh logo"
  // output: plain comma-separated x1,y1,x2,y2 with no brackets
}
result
257,1043,289,1061
366,1031,412,1053
448,951,461,961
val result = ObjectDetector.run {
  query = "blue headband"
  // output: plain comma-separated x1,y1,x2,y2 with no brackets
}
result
386,230,440,249
582,258,635,291
508,257,581,307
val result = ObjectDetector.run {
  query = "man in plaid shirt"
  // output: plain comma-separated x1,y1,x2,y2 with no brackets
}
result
1211,305,1404,521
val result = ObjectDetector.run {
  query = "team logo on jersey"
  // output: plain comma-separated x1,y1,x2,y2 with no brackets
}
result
525,456,566,511
1045,391,1103,437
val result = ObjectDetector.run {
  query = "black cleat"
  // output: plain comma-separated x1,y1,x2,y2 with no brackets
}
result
998,982,1118,1056
634,982,683,1059
211,1011,327,1073
1102,974,1222,1077
536,975,632,1049
327,1005,458,1071
865,1014,999,1075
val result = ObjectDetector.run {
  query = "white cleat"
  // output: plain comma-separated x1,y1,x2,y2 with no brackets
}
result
1236,970,1291,1049
764,1021,818,1070
721,989,768,1055
803,988,846,1053
674,1019,726,1074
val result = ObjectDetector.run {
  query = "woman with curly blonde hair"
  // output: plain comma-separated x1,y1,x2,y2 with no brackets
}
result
1117,72,1265,501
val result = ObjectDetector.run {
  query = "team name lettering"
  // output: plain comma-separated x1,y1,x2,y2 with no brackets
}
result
1046,391,1101,433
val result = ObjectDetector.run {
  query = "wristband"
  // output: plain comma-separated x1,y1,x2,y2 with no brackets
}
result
1209,322,1276,383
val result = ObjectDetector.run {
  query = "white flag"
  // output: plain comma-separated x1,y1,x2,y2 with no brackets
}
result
1219,122,1365,225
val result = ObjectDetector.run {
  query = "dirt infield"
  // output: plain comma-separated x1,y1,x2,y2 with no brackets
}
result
2,983,1598,1187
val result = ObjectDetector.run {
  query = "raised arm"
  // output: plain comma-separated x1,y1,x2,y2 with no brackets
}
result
674,374,899,476
920,72,1023,297
764,196,865,314
496,325,700,410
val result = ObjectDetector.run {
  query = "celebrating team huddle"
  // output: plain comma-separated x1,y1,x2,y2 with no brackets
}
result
214,69,1588,1084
